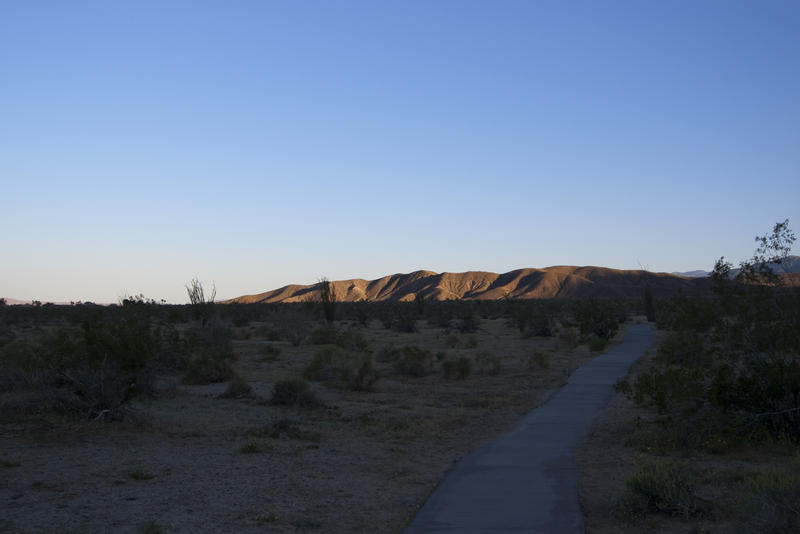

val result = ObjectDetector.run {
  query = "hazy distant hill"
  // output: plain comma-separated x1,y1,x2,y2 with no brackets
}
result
0,298,30,305
672,255,800,279
225,266,709,304
672,270,711,278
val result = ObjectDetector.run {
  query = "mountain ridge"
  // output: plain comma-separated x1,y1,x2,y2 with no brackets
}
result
225,265,710,304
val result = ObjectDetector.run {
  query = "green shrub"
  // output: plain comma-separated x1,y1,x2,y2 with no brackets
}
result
394,308,418,333
526,312,553,337
736,468,800,533
527,349,550,370
443,334,459,348
183,346,235,384
303,346,345,382
219,375,252,399
576,299,620,340
347,355,380,391
588,336,609,352
270,377,320,407
393,346,433,377
335,328,368,351
656,330,706,366
138,520,166,534
556,327,579,350
303,347,379,391
258,344,281,361
186,315,232,350
308,326,367,351
459,309,480,333
475,351,501,375
619,459,698,517
308,325,339,345
442,357,472,380
0,305,157,420
128,469,155,481
239,440,275,454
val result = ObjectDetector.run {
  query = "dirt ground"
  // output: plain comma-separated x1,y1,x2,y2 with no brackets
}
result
2,317,616,533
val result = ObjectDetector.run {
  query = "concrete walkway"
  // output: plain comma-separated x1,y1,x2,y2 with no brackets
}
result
404,324,654,534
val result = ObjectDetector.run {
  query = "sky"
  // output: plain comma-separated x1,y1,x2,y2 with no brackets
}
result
2,0,799,303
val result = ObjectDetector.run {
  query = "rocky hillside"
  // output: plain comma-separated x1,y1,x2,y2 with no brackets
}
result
225,266,709,304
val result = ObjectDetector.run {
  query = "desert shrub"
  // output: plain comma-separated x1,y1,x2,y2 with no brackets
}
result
303,346,344,382
443,334,459,348
303,347,379,390
466,336,478,348
265,328,281,341
588,335,609,352
393,346,433,377
239,440,275,454
442,357,472,380
353,303,370,327
270,377,319,407
619,223,800,443
656,330,707,366
394,308,418,333
308,326,367,351
435,351,447,362
458,307,480,333
432,307,453,329
556,326,579,350
335,328,368,351
308,325,339,345
347,355,380,391
576,299,619,340
252,417,323,442
526,312,553,337
475,351,501,375
618,459,698,518
220,374,252,398
0,305,158,420
528,349,550,370
183,346,235,384
736,468,800,533
377,307,395,329
258,344,281,361
186,315,232,350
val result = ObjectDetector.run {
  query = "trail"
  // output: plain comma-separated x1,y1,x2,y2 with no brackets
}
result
404,324,654,533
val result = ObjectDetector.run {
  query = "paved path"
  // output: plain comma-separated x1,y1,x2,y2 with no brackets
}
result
404,324,654,534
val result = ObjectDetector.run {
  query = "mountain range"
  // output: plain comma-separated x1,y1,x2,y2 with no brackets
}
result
225,265,711,304
672,255,800,278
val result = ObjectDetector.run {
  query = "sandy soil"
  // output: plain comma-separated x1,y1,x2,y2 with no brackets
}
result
2,317,611,533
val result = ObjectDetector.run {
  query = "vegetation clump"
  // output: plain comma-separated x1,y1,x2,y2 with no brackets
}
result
270,377,320,407
618,220,800,443
442,357,472,380
475,351,501,375
618,459,698,518
303,347,379,391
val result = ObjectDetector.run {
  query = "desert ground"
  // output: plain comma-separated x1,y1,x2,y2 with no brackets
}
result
1,301,629,533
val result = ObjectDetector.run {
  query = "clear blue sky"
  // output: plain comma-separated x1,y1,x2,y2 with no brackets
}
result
2,1,798,303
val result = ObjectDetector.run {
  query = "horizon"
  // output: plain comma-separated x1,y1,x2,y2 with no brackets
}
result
3,1,799,304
